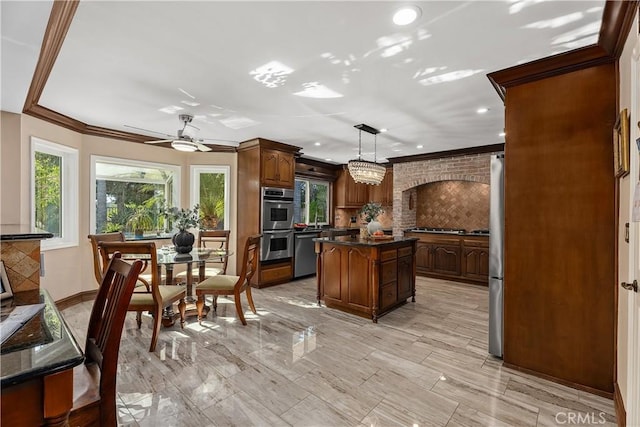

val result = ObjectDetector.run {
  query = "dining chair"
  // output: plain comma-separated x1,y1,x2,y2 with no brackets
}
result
98,241,186,352
69,252,143,427
88,232,153,290
195,234,261,325
174,230,231,284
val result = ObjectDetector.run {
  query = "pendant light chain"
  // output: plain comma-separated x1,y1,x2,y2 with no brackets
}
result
358,129,362,161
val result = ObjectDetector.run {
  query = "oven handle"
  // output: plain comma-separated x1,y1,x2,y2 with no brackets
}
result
263,198,294,204
262,230,294,234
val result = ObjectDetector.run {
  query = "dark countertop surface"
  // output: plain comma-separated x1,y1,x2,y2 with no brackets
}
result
314,236,418,246
1,289,84,387
0,225,54,241
404,230,490,237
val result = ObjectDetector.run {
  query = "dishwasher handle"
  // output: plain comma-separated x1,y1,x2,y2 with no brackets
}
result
296,234,318,239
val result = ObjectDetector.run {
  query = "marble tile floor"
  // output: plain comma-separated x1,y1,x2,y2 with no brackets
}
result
62,276,616,427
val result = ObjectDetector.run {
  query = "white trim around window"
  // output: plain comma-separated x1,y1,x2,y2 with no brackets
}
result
190,165,231,230
30,137,79,251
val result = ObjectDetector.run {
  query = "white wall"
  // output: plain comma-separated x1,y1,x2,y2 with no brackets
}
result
1,113,238,301
617,7,639,408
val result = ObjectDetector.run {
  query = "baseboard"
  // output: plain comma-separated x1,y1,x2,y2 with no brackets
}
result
502,362,614,399
55,290,98,310
614,382,626,427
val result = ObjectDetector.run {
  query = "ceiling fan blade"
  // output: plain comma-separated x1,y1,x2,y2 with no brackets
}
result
196,142,212,152
124,124,175,138
144,139,172,144
200,138,240,146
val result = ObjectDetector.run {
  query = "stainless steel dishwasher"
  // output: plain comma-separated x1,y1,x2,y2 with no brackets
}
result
294,232,319,278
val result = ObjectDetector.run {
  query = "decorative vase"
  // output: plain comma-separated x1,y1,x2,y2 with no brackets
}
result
367,220,382,235
173,230,195,254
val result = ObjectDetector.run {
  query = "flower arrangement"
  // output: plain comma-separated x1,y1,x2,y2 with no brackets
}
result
359,202,384,223
164,204,200,232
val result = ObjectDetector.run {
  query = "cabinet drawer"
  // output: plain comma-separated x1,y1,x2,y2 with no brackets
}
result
261,263,292,283
398,247,413,258
380,259,397,284
381,249,397,261
380,283,397,311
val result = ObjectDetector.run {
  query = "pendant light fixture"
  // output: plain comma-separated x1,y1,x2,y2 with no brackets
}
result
348,123,386,185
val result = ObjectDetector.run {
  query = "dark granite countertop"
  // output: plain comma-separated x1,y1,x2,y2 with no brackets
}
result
314,236,418,246
404,229,490,237
0,225,54,241
1,289,84,387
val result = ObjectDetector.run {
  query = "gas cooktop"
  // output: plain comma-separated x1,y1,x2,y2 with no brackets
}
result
409,227,466,234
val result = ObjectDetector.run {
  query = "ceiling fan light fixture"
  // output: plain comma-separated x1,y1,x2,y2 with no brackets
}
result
171,140,198,152
348,124,386,185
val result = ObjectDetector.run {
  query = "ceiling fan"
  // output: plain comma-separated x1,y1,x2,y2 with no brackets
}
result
127,114,236,152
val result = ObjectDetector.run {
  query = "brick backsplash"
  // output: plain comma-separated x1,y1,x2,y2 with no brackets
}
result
391,152,500,235
416,180,489,230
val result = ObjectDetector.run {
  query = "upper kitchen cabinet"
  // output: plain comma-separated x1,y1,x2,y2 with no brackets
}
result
238,138,300,190
334,168,369,208
369,167,393,206
261,148,295,188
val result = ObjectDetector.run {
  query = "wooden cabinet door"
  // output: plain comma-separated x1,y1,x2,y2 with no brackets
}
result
335,169,369,208
432,244,461,276
397,255,413,301
261,149,281,187
415,242,432,272
462,247,489,281
276,152,295,188
370,168,393,206
345,246,371,310
261,149,295,188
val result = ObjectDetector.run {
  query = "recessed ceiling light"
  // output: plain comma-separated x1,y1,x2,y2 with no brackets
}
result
314,142,321,146
380,128,388,133
417,145,423,149
393,6,421,26
499,132,506,137
477,107,489,114
325,158,332,161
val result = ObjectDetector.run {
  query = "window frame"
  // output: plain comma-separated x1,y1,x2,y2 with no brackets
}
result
30,137,79,251
190,165,231,230
294,177,331,226
90,155,181,234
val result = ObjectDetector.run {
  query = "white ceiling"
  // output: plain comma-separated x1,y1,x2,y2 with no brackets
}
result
2,1,605,164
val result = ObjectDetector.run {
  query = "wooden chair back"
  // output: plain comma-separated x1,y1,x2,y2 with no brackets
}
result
198,230,231,274
236,234,261,293
88,232,125,285
70,253,143,426
97,241,160,299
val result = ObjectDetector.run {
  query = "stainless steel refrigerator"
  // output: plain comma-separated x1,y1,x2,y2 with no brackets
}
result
488,154,505,357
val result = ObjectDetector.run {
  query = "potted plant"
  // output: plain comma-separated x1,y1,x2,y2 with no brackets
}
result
127,204,154,238
164,204,200,253
359,202,384,236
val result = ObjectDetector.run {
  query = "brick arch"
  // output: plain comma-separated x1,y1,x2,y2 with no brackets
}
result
390,152,496,234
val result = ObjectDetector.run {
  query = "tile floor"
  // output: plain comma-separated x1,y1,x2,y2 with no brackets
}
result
62,276,616,427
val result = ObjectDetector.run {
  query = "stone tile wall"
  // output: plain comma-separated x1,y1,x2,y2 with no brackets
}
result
392,152,501,235
0,240,41,294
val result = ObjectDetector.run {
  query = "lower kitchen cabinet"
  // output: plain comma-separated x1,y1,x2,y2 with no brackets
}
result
406,232,488,285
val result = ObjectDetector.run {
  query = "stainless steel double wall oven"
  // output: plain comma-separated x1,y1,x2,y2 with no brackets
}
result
261,187,294,261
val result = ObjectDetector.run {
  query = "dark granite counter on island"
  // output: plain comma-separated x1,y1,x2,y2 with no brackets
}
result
314,236,418,322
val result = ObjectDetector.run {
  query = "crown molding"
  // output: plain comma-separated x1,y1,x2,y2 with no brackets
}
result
386,143,504,165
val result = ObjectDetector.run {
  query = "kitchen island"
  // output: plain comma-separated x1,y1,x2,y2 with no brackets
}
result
314,236,418,322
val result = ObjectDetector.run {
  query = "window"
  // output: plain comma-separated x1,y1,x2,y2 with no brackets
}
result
294,179,330,225
90,156,180,236
31,137,79,250
190,166,230,230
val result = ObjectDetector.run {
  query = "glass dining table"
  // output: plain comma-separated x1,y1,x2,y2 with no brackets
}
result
126,247,232,324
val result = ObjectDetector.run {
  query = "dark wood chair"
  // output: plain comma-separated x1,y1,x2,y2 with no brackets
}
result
88,232,125,286
98,241,186,352
69,253,143,427
175,230,231,284
195,234,261,325
88,232,153,290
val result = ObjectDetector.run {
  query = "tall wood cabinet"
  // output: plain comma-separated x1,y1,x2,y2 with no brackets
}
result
370,167,393,206
236,138,301,287
489,56,616,394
